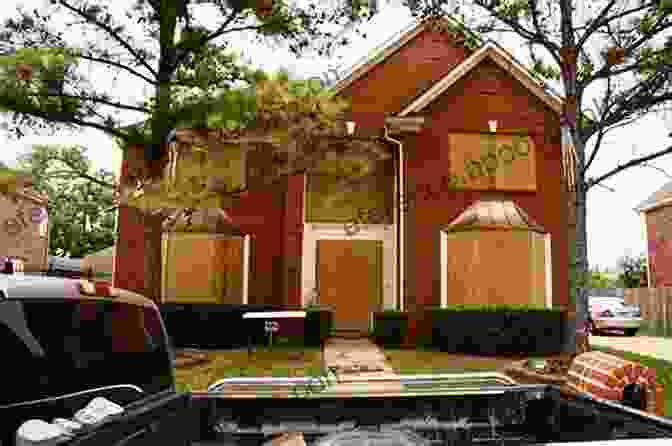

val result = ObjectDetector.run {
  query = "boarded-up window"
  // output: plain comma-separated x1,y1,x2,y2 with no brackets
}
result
162,235,244,304
443,230,548,307
306,159,394,223
168,142,245,193
448,133,536,191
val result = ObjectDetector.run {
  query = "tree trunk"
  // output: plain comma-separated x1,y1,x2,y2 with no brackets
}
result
559,0,583,354
573,137,590,354
142,0,177,304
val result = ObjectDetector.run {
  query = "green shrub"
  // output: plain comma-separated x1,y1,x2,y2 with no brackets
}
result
372,311,408,348
304,308,333,346
427,304,565,355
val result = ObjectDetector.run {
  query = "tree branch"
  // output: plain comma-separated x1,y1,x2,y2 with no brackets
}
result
585,125,607,172
37,92,151,114
14,106,131,142
588,143,672,189
45,170,115,188
175,9,238,68
583,20,672,86
473,0,560,61
576,0,626,49
527,0,546,39
57,0,158,78
75,53,157,85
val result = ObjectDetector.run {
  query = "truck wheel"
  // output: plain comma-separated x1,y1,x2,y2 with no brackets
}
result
625,328,638,337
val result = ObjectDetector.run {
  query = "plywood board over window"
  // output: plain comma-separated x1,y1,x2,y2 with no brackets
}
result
162,234,245,304
306,159,394,224
448,133,536,191
442,230,548,307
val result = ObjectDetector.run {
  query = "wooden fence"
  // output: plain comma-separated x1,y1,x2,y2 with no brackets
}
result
623,288,672,337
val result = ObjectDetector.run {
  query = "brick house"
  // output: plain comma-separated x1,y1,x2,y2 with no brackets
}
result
114,18,573,340
637,181,672,287
0,187,49,273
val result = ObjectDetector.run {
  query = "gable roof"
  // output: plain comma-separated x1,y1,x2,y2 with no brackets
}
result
332,17,481,95
636,180,672,212
399,41,564,116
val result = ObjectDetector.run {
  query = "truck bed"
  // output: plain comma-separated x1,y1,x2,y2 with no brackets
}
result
6,381,672,446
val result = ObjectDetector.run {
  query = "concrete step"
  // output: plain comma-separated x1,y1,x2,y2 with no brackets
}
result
331,330,369,339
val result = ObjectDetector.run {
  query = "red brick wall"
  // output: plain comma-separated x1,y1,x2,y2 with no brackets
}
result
223,186,288,305
114,205,146,294
645,206,672,287
405,58,566,313
113,146,147,295
343,26,472,115
114,144,303,307
284,175,305,306
339,29,567,342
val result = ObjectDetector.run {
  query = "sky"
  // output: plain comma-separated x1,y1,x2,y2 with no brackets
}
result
1,0,671,271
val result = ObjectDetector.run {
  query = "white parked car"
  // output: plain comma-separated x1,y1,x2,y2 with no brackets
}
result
588,296,643,336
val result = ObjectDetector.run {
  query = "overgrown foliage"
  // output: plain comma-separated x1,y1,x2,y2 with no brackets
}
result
616,253,648,288
0,0,381,300
590,269,618,289
15,144,116,258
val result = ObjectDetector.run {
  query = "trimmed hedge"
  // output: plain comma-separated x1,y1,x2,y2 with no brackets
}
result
159,303,333,349
372,310,408,347
427,304,565,356
304,307,334,347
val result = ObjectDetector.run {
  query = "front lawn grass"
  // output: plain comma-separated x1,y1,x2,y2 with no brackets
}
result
383,348,517,374
592,345,672,417
173,347,323,392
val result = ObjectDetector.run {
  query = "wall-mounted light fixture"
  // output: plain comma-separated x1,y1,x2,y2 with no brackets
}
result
346,121,356,135
488,120,498,133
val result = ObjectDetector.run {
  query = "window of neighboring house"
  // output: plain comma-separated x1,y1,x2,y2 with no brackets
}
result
39,219,48,238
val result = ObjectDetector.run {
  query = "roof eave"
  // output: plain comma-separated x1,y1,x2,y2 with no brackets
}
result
332,16,483,96
399,42,563,117
638,197,672,213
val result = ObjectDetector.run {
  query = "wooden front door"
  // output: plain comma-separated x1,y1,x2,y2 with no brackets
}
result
317,239,383,333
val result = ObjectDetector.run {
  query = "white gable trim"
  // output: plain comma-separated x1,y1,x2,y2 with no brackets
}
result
398,42,563,116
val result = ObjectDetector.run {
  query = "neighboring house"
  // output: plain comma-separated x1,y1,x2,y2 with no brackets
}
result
114,18,574,341
0,187,48,273
636,181,672,287
82,245,115,279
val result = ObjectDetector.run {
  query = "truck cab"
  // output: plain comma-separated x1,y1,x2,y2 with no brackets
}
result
0,275,192,446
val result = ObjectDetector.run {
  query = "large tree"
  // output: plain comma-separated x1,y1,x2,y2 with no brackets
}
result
408,0,672,352
15,144,116,258
0,0,382,301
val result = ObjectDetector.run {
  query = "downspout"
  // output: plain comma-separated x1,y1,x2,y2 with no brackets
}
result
384,125,404,311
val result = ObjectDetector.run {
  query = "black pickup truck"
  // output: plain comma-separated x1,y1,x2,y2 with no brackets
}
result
3,276,672,446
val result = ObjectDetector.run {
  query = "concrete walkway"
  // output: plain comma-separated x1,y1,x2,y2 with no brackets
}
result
590,335,672,362
323,338,403,393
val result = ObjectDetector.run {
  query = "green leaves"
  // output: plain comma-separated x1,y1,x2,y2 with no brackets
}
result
532,59,561,80
493,0,528,20
15,144,116,258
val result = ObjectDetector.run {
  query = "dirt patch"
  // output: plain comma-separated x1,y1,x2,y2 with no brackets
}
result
384,349,524,374
173,351,210,369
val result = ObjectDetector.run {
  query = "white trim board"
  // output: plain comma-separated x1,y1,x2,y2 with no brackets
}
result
399,42,563,116
301,223,397,310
